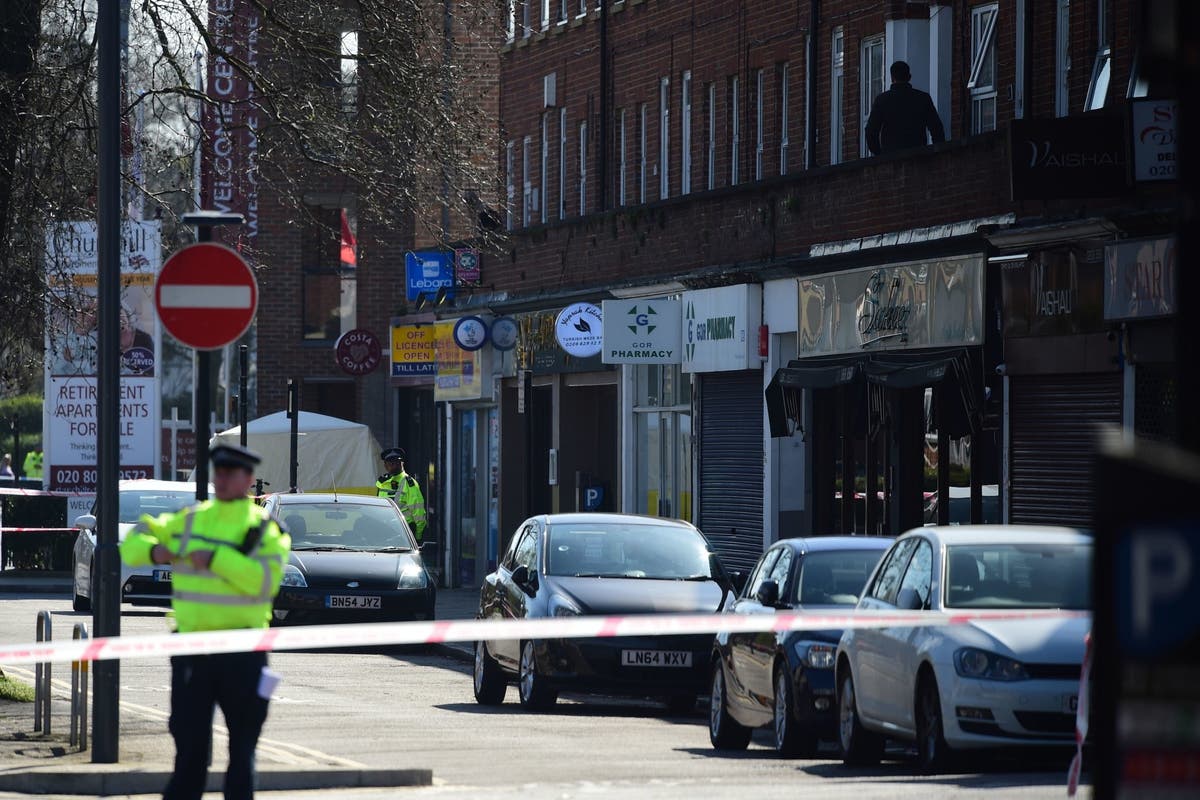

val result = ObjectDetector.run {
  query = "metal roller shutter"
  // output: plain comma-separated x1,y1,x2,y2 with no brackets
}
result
697,371,764,573
1009,373,1122,527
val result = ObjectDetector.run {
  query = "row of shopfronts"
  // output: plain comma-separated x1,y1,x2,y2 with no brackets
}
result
394,233,1177,588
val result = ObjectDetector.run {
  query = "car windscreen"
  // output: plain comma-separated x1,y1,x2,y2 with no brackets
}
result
119,490,195,523
545,522,714,579
278,502,415,551
795,549,886,606
944,542,1092,609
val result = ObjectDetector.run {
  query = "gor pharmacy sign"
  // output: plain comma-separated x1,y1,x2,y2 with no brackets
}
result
601,300,682,364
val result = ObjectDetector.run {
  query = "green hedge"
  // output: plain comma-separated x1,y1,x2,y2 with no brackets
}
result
0,393,42,456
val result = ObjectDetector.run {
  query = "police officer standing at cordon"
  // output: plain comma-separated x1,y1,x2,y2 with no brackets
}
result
120,443,290,800
376,447,427,541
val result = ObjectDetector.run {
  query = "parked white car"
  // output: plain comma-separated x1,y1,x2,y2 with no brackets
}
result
836,525,1091,772
71,479,210,612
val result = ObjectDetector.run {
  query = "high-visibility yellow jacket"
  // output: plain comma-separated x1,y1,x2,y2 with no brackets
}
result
375,471,427,540
119,498,290,633
23,451,42,478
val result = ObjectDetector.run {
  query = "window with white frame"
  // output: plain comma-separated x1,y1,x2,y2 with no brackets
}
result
522,136,531,227
578,121,588,215
860,36,885,157
618,108,627,206
1054,1,1070,116
971,3,999,132
755,68,764,179
522,0,531,37
831,28,844,164
638,104,647,203
558,0,568,24
730,75,740,183
558,108,567,219
707,83,716,190
505,0,516,41
659,77,670,198
779,63,789,175
541,0,550,30
681,71,692,195
578,0,586,17
1086,0,1111,110
505,140,515,230
339,31,359,118
540,113,549,224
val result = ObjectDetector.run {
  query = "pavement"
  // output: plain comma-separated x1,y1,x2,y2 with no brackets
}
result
0,574,482,795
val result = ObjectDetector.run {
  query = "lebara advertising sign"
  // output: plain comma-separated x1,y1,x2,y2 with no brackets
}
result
44,221,162,519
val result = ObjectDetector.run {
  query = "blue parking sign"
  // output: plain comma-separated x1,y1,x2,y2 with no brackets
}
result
405,251,455,302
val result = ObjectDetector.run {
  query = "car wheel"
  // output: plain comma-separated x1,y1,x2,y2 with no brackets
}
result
915,673,952,773
774,663,818,758
838,668,884,766
517,641,557,711
72,557,91,613
665,693,697,716
473,641,507,706
708,661,751,750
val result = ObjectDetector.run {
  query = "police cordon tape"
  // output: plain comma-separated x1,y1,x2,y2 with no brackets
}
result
0,608,1090,667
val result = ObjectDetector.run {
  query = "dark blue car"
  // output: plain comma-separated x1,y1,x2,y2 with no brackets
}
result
709,536,891,756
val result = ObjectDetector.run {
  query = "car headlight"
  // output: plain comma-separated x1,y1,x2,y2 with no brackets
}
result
398,563,428,589
549,593,582,617
281,564,307,588
793,641,836,669
954,647,1029,681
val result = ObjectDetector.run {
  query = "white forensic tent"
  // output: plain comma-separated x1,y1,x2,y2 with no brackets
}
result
210,411,383,495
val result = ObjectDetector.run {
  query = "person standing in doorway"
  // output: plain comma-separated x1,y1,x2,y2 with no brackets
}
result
120,443,290,800
376,447,428,541
865,60,946,156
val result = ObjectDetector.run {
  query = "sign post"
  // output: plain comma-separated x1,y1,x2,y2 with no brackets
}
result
162,213,251,501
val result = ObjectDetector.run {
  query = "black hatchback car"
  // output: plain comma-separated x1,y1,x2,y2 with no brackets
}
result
709,536,890,756
473,513,736,712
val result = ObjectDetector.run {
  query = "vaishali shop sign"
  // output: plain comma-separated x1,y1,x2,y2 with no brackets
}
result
796,255,984,357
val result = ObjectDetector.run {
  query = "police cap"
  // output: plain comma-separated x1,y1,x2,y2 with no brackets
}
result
210,443,262,472
381,447,405,462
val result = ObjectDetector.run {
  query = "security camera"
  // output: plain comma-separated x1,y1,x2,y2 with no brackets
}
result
994,363,1007,376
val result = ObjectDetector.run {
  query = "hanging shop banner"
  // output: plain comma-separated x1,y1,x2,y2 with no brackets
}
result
1104,237,1177,321
600,299,682,364
43,220,162,495
518,311,607,374
797,255,983,358
390,317,436,382
555,303,603,358
453,316,489,351
1132,99,1177,182
405,251,455,302
1009,114,1130,201
1001,245,1106,338
490,317,519,351
434,320,489,402
682,284,762,373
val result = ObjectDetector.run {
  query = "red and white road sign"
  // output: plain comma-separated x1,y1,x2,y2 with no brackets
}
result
155,243,258,350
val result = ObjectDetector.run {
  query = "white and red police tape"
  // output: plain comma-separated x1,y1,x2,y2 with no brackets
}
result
0,608,1089,667
1066,632,1093,797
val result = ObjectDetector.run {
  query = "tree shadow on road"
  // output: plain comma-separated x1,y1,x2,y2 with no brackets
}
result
435,696,709,726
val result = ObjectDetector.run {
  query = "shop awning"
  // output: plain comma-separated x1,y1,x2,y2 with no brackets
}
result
765,356,861,438
862,351,963,389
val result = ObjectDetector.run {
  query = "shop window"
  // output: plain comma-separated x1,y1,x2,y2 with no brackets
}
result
633,362,692,520
301,204,356,342
970,4,999,131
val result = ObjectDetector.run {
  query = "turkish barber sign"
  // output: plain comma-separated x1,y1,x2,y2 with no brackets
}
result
1009,114,1130,201
681,284,761,373
601,300,682,364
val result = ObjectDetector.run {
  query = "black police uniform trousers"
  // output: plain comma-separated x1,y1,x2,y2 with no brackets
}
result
164,650,269,800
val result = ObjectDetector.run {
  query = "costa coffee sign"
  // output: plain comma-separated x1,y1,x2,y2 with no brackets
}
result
335,329,383,376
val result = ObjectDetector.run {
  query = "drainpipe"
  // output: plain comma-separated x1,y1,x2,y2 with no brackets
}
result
806,0,818,169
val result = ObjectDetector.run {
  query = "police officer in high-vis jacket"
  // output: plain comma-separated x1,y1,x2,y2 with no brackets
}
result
375,447,427,540
120,443,290,800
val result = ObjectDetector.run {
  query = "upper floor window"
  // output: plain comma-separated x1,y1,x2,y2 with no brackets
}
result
506,0,516,41
831,28,844,165
638,104,648,203
860,36,885,158
1055,0,1070,116
779,63,790,175
681,71,692,195
754,68,765,179
522,135,532,227
618,108,627,206
541,0,550,30
970,3,999,132
730,75,740,183
339,31,358,118
659,77,670,199
505,141,515,230
706,83,716,190
579,121,588,215
302,204,357,342
558,0,568,24
522,0,532,37
1086,0,1111,110
558,108,568,219
540,113,549,224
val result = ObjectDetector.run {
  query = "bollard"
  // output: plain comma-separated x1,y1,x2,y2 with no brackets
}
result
34,611,51,735
70,623,89,750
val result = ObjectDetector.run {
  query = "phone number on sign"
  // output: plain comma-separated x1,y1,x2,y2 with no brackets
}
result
50,465,153,492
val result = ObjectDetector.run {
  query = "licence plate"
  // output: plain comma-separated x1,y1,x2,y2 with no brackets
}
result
621,650,692,668
325,595,381,609
1063,694,1079,714
153,569,172,583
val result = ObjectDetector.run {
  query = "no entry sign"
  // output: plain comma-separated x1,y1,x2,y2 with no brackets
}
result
155,243,258,350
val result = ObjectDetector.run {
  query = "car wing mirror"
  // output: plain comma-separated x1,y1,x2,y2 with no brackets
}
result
419,540,437,553
74,514,97,531
896,587,925,611
754,579,780,607
511,564,538,596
